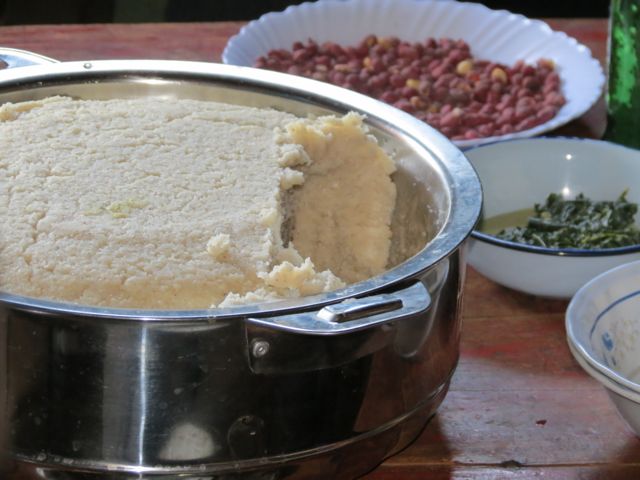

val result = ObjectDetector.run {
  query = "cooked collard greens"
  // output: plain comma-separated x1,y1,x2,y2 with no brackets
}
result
496,190,640,249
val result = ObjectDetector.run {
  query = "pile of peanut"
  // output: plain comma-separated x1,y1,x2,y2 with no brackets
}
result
255,35,566,141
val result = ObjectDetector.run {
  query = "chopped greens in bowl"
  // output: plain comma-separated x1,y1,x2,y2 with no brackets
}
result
465,137,640,298
495,190,640,249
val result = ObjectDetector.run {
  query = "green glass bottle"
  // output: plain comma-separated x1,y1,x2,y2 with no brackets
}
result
604,0,640,148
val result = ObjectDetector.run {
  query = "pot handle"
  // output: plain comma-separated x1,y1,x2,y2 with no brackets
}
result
246,281,431,336
0,47,58,69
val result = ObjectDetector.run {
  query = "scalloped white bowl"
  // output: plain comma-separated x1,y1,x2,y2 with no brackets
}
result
222,0,605,148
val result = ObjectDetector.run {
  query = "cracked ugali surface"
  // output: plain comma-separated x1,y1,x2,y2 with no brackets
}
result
0,97,396,309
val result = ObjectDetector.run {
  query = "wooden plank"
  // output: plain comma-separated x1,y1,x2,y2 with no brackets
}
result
463,268,569,319
0,22,244,61
0,18,626,479
367,465,640,480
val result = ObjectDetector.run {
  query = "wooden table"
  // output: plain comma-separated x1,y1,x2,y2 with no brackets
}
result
2,18,636,480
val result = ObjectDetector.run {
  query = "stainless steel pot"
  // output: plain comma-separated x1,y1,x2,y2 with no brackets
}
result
0,48,482,479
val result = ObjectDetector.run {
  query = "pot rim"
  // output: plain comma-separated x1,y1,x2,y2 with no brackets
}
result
0,58,482,321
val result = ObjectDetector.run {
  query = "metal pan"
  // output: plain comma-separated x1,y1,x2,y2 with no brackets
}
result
0,48,481,479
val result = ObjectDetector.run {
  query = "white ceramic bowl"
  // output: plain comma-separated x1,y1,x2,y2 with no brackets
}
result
222,0,604,148
466,138,640,299
567,260,640,435
568,341,640,436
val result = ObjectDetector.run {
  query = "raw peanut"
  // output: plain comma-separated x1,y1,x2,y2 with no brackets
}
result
432,86,449,102
427,59,441,71
516,117,539,131
441,107,463,127
478,124,495,137
405,78,421,90
334,63,352,73
473,79,490,92
523,76,541,92
490,82,504,93
491,68,508,83
345,73,359,87
537,58,555,69
367,74,387,90
312,71,327,81
537,106,557,122
434,73,455,89
500,94,516,107
323,41,345,56
440,104,453,115
353,44,369,57
440,38,453,50
464,129,480,140
390,74,406,88
401,65,420,79
545,71,560,85
474,60,489,71
269,49,291,61
446,49,466,64
512,60,525,72
398,44,419,60
345,47,359,59
463,114,485,127
361,35,377,48
292,49,310,63
401,86,418,98
448,88,470,104
425,112,439,124
496,107,514,126
410,96,428,109
380,91,399,103
543,81,560,94
456,59,473,76
313,55,329,67
479,104,495,115
431,66,446,78
468,101,483,112
544,92,566,107
514,106,534,122
439,126,454,137
378,36,397,49
393,99,415,113
418,80,431,96
414,110,428,121
500,124,514,134
329,71,346,84
487,91,502,104
358,69,370,83
510,73,523,85
516,96,535,109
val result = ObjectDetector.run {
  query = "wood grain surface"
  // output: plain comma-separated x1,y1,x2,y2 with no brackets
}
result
2,17,636,480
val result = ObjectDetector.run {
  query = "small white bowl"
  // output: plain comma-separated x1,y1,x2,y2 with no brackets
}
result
568,341,640,436
567,260,640,435
466,138,640,299
222,0,604,148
